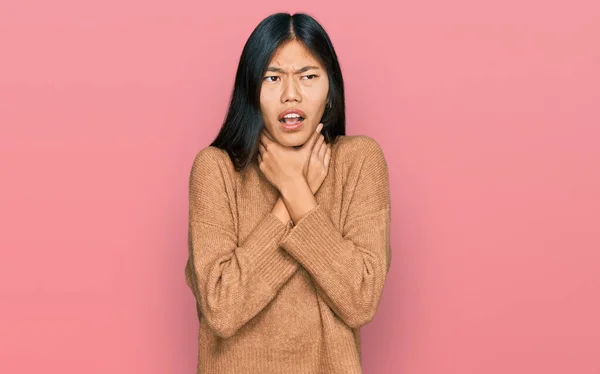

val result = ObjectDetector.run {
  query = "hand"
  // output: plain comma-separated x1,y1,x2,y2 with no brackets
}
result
258,123,323,193
306,128,332,194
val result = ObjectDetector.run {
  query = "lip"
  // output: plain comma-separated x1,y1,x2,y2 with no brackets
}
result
279,121,304,131
278,108,306,120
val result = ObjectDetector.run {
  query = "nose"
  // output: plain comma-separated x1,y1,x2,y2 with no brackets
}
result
280,77,301,103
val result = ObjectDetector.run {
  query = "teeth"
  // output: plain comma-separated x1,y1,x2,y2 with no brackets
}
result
283,113,301,118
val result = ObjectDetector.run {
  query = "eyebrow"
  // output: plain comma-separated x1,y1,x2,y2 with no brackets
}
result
266,65,320,74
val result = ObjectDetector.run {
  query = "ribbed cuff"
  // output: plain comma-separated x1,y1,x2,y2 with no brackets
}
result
278,204,344,276
241,212,298,290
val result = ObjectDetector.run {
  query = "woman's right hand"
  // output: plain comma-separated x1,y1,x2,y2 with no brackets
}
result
258,123,323,193
305,126,332,194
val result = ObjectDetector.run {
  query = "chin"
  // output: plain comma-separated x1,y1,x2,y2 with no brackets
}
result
278,138,303,148
275,130,310,148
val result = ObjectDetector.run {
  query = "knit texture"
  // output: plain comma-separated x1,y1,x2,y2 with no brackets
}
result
185,135,391,374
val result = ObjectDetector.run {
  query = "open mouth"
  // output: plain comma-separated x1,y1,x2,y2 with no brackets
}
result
279,116,305,125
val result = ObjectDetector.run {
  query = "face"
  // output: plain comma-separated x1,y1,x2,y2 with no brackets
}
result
259,40,329,148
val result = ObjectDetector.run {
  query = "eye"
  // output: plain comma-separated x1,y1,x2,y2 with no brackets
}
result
264,76,280,82
302,74,318,80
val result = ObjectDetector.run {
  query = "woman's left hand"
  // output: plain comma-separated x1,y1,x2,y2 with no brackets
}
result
258,125,322,192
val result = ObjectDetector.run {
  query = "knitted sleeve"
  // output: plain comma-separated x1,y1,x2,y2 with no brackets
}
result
278,138,391,328
185,148,299,338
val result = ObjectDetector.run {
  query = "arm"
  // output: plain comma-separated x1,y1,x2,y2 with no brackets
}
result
278,138,391,328
185,148,299,338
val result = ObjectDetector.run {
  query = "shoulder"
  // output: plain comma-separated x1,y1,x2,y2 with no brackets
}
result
189,146,236,185
191,146,236,171
335,136,391,214
334,135,387,168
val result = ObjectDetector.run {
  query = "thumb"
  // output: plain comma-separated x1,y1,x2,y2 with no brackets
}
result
301,123,323,152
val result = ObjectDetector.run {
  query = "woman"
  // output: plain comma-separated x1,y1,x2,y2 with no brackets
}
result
185,12,391,374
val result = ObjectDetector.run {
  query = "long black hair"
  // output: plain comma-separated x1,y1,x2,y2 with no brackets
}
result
209,12,346,172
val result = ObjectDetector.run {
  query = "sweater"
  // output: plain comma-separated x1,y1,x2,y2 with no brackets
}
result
184,134,392,374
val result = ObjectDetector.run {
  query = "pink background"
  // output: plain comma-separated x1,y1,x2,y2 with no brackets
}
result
1,0,599,373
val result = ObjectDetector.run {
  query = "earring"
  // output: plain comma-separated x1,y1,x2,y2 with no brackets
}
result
326,100,332,108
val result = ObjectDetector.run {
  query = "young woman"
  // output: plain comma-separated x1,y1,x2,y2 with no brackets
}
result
185,12,392,374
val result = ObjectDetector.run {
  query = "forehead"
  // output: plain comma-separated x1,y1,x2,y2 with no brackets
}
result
268,40,322,68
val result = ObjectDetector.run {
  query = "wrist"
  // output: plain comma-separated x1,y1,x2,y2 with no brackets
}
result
279,178,317,224
279,175,307,197
271,196,291,225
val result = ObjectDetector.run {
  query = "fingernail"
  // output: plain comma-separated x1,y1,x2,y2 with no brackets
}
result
317,123,323,132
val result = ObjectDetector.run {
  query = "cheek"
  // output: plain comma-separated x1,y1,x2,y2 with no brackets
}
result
260,93,275,116
306,80,328,101
306,88,328,107
260,90,280,110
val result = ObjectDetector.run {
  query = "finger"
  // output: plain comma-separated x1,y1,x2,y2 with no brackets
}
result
313,134,324,156
318,140,327,160
324,145,331,166
302,123,323,152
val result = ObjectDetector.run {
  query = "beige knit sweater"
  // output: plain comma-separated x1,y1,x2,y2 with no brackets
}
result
185,135,391,373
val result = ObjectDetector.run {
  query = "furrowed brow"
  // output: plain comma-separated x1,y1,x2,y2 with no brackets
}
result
266,65,320,74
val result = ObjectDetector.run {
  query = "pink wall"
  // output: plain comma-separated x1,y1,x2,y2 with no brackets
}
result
1,0,599,372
